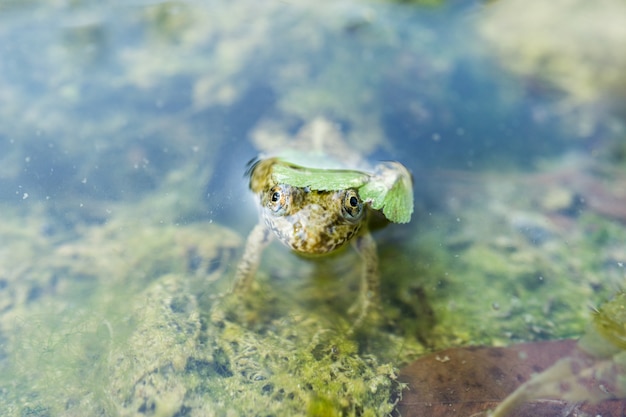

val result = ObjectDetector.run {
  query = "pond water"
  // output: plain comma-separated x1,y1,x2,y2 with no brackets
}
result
1,0,625,416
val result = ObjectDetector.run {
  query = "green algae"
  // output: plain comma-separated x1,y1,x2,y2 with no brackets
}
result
480,0,626,107
0,192,421,416
0,176,239,415
590,292,626,353
2,159,626,416
0,0,625,416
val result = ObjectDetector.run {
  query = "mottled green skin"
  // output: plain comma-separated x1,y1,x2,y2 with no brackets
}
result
252,159,366,255
262,185,365,254
233,157,380,326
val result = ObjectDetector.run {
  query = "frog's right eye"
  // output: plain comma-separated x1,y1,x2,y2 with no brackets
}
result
342,189,364,221
267,185,289,215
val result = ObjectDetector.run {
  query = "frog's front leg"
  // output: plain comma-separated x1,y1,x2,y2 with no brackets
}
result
232,223,272,294
350,231,381,327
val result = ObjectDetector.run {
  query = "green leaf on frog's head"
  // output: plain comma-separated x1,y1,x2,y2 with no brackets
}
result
271,159,370,191
264,157,413,223
359,162,413,223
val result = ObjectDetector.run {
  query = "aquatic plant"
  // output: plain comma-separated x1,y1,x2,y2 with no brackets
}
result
489,292,626,416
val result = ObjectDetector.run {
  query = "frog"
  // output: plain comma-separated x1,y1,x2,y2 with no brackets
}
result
232,118,414,327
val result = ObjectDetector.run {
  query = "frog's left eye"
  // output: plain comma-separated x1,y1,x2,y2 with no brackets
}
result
267,185,289,215
342,189,364,221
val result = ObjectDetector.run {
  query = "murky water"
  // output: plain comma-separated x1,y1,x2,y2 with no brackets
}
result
1,0,625,416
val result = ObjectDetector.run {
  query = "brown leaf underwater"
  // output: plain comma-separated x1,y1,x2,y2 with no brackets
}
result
396,339,626,417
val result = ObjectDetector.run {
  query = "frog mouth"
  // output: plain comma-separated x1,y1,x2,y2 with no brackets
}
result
289,218,361,255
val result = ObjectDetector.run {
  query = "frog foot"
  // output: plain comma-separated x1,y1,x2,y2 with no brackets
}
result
347,294,383,333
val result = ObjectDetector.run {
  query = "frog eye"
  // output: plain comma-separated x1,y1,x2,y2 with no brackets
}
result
342,189,364,221
267,185,289,215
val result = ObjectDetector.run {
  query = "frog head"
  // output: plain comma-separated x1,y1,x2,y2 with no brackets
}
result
246,157,413,254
